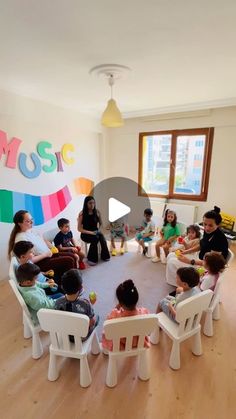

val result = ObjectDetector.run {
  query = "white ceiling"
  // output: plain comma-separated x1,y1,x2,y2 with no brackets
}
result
1,0,236,118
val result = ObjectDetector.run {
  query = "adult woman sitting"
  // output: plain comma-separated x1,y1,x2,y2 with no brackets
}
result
166,206,229,286
8,210,77,283
78,196,110,265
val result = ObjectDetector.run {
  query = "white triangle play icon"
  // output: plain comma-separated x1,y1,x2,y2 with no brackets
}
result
109,197,131,222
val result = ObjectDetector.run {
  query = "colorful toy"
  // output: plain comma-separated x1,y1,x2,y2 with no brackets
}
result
89,291,97,304
45,269,54,277
175,249,181,257
51,246,59,254
178,236,184,244
197,267,205,276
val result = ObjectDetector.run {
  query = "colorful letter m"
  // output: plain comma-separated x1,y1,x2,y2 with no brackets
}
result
0,130,22,169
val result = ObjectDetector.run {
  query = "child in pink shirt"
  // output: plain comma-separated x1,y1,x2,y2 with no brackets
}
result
102,279,150,351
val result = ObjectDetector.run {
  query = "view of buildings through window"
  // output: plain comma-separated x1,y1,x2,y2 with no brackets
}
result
139,128,213,200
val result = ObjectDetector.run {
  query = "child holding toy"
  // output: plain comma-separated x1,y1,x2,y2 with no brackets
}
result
16,263,57,325
199,252,226,292
169,224,201,254
54,218,86,270
102,279,150,351
136,208,155,256
55,269,99,341
157,267,200,322
11,241,63,299
152,209,181,263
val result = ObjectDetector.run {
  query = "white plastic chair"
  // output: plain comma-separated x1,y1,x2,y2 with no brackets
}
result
203,275,224,337
43,227,59,245
103,314,158,387
204,249,234,336
137,239,154,258
37,309,100,387
151,290,213,370
9,279,43,359
9,256,19,283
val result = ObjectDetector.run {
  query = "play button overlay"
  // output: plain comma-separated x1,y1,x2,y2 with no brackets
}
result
90,177,151,242
109,198,131,222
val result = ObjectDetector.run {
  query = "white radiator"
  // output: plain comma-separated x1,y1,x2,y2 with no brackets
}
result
150,200,198,227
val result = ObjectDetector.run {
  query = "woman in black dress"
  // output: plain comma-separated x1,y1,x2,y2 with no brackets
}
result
166,206,229,286
78,196,110,265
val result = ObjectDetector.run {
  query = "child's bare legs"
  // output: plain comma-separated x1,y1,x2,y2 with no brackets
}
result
111,238,116,249
155,238,166,257
77,249,85,262
73,253,80,268
120,237,125,255
138,238,145,251
162,242,170,257
152,238,166,262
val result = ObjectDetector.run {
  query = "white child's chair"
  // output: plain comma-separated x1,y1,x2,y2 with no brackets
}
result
43,227,59,246
37,309,100,387
9,279,43,359
103,314,158,387
151,290,213,370
203,248,234,336
203,275,224,337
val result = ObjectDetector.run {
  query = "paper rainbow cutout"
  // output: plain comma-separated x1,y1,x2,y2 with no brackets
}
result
0,177,94,225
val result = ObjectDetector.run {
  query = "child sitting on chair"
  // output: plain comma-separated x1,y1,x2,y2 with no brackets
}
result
16,263,56,325
102,279,150,351
12,241,63,299
110,217,127,256
198,252,226,292
54,218,86,270
55,269,99,341
157,267,200,322
152,209,181,263
169,224,201,253
136,208,155,256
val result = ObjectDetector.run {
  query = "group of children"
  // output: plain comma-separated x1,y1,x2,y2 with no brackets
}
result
12,208,227,348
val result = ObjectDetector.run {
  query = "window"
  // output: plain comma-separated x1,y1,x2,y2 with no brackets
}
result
138,127,214,201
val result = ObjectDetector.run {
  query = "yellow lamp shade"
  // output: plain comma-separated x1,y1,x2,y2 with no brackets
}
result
101,99,124,127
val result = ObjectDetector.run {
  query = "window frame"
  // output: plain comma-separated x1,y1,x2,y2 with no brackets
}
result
138,127,214,201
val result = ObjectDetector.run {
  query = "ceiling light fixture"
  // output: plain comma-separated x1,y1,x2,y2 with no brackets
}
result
89,64,131,128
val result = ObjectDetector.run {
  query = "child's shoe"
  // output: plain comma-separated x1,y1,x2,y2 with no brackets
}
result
111,249,117,256
120,247,125,255
79,261,86,270
152,256,161,263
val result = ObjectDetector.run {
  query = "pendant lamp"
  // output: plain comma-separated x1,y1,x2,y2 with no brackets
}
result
89,64,131,128
101,74,123,127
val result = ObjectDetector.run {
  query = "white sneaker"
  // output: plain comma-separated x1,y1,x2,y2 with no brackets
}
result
152,256,161,263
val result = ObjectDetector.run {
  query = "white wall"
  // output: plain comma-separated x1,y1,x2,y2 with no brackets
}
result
0,90,101,280
104,106,236,222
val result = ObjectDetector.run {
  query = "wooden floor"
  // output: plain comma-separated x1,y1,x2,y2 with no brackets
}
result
1,255,236,419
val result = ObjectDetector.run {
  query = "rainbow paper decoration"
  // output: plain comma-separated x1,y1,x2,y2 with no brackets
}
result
0,177,94,225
